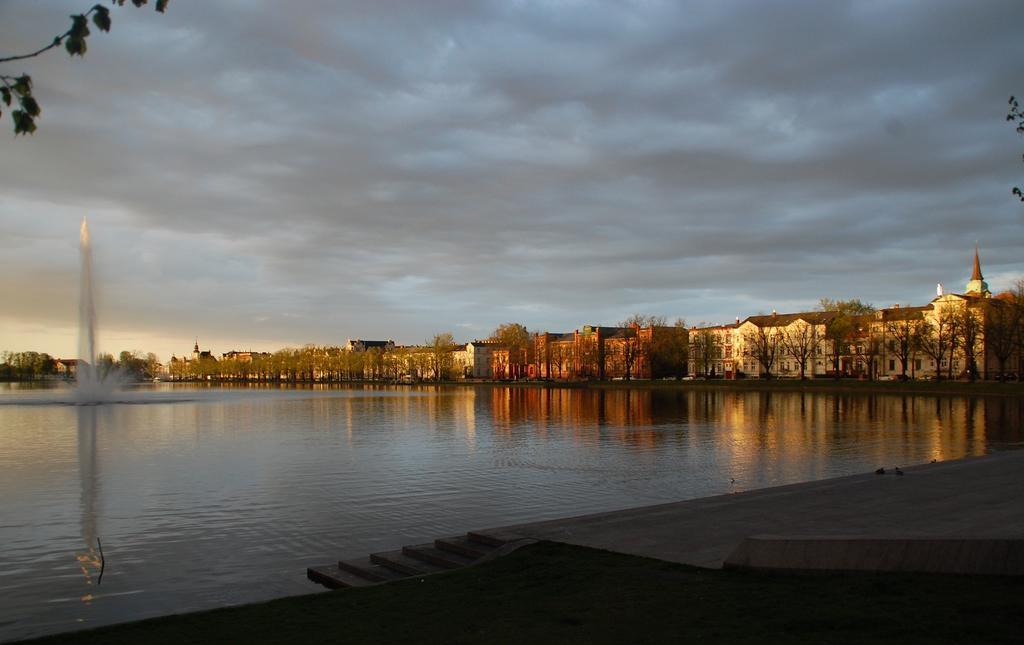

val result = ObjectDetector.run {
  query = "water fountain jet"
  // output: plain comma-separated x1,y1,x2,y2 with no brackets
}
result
76,217,120,404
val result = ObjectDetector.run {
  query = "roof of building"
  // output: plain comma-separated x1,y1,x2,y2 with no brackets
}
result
878,305,932,322
742,311,837,328
349,339,393,348
690,322,739,332
579,325,638,338
604,328,639,340
971,246,984,281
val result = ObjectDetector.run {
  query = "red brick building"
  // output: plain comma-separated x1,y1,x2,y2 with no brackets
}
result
532,324,683,380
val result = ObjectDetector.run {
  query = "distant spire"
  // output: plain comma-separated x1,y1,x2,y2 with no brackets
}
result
971,244,983,281
965,244,990,296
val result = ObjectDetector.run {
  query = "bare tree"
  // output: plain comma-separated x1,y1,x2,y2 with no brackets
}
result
548,340,569,379
576,335,601,379
1014,281,1024,378
649,318,688,379
883,314,926,380
615,317,650,380
955,306,984,381
429,333,456,382
780,321,818,380
744,325,782,379
490,323,530,380
945,311,962,380
690,324,721,378
985,298,1017,380
614,330,638,380
818,299,875,379
918,307,956,381
620,314,669,380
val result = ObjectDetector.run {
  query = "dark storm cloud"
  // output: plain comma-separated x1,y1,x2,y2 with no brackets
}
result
1,0,1022,358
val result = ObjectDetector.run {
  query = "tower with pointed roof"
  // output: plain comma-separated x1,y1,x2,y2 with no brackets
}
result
965,246,990,297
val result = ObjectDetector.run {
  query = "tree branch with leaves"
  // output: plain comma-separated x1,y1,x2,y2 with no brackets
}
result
1009,95,1024,202
1,1,168,135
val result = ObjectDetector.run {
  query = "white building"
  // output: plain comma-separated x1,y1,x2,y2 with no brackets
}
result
453,340,500,379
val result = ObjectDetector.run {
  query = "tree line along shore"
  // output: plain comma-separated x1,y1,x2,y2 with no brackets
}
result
7,265,1024,385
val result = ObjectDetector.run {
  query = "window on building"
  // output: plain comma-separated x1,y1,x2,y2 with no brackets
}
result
889,359,895,371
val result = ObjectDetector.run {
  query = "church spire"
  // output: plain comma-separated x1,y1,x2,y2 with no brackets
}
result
971,244,983,281
965,245,990,296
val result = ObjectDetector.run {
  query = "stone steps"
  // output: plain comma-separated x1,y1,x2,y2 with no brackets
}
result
467,529,524,547
403,543,477,569
307,529,525,589
372,548,450,576
339,555,412,582
435,535,492,559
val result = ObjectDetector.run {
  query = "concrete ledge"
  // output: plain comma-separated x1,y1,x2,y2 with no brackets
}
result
723,535,1024,576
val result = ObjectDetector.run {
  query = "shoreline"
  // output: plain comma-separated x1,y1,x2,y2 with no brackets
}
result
484,449,1024,568
16,450,1023,644
76,377,1024,398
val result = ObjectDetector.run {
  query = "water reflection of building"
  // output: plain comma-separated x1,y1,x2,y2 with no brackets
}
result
483,387,1022,465
476,387,634,431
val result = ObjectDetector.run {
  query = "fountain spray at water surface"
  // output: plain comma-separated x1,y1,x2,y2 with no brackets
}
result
76,217,117,403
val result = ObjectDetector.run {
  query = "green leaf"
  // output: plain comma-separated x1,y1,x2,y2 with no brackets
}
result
12,109,36,135
0,87,10,106
92,5,112,32
70,14,90,38
20,96,40,117
13,75,32,97
67,14,91,56
132,0,147,6
65,35,88,56
156,0,168,12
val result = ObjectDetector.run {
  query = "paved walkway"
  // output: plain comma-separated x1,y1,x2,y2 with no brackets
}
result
487,451,1024,568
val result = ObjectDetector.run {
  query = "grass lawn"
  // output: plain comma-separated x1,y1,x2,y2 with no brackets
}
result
20,541,1024,644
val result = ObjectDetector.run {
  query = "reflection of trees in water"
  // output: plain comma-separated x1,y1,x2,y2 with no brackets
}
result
982,397,1024,444
76,407,102,599
482,387,1021,462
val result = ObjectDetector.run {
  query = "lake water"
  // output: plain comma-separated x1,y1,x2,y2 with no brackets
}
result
1,383,1021,642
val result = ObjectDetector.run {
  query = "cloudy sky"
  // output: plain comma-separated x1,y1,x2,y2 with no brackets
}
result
1,0,1022,361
